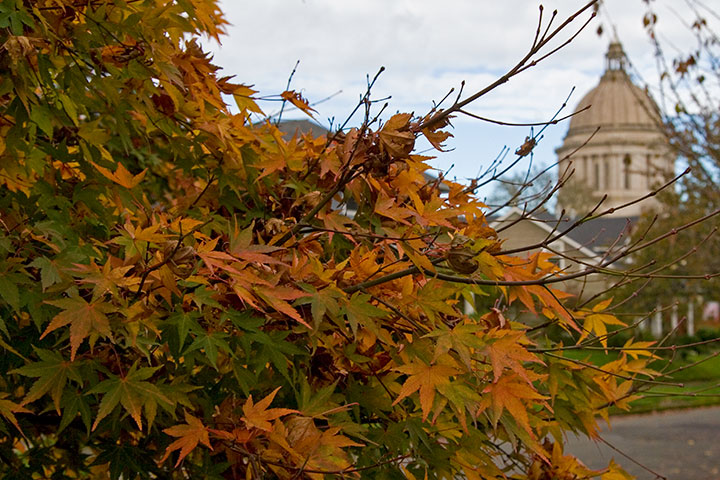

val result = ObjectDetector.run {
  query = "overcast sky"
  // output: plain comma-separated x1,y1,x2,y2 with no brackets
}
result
206,0,706,195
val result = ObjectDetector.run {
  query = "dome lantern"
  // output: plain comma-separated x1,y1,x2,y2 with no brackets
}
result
605,41,626,74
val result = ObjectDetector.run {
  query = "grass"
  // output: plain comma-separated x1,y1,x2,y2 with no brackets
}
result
559,348,720,415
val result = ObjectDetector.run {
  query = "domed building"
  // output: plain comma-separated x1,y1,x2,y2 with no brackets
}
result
556,42,673,217
490,43,676,328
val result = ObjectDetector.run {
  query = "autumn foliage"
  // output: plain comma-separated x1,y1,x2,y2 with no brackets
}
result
0,1,658,478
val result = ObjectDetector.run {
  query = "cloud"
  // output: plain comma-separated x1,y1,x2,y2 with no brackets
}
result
206,0,700,183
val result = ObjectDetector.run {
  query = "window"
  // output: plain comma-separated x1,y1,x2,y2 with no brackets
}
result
604,159,611,190
623,154,632,190
594,161,600,190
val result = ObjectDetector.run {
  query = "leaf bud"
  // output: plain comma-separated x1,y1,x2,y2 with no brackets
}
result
447,235,479,274
162,241,196,279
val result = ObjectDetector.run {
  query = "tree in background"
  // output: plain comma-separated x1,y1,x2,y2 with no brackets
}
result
0,1,708,479
486,163,556,212
613,0,720,317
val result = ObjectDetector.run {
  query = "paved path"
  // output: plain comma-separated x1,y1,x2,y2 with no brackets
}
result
565,407,720,479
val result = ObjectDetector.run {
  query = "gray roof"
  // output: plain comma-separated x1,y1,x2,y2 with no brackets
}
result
533,210,637,252
276,119,329,140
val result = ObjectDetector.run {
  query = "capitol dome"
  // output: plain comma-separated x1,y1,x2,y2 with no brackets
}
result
556,42,673,217
569,81,660,136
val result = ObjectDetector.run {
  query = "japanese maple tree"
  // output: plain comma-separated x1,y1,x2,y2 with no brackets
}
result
0,0,677,478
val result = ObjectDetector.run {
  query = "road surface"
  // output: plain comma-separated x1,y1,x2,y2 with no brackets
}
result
565,406,720,479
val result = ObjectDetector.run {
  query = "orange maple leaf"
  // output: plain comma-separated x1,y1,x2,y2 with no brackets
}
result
483,330,544,383
280,90,316,117
379,113,415,157
478,373,548,435
40,297,113,361
255,286,311,328
242,387,298,432
392,358,460,420
161,411,213,467
422,127,453,152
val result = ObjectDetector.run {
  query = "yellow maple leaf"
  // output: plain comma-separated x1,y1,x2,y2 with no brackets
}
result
90,160,147,189
578,312,625,347
242,387,298,432
280,90,316,118
160,412,213,467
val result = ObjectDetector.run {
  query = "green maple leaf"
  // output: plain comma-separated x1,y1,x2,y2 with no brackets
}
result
296,284,342,328
12,348,81,413
88,363,172,431
343,293,387,336
29,257,62,291
426,323,484,369
189,285,222,309
0,273,21,312
41,297,114,361
185,330,231,369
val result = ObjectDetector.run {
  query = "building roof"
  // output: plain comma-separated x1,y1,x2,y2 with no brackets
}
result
537,211,636,252
276,119,329,140
492,207,637,258
565,42,661,137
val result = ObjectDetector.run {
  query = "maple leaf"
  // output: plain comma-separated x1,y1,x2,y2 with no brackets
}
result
374,191,414,224
285,417,364,475
601,460,634,480
482,330,544,383
242,387,298,432
12,348,81,413
73,259,135,300
343,292,388,336
41,297,113,361
620,339,656,360
296,285,343,329
422,127,453,152
379,113,415,157
400,241,436,274
393,357,460,420
88,363,172,431
0,393,30,433
426,323,484,369
90,160,147,189
280,90,316,117
255,286,311,328
232,85,263,114
478,373,548,435
28,256,63,291
577,302,626,347
160,411,213,467
514,135,536,157
233,245,285,265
